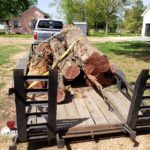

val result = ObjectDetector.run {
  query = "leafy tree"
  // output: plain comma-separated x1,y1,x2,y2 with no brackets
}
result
50,0,128,34
61,0,87,23
124,0,144,33
100,0,128,34
59,0,76,23
0,0,37,33
108,15,118,33
0,0,37,21
50,0,87,24
86,0,104,31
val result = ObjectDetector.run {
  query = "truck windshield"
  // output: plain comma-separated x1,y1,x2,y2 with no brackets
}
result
38,20,63,29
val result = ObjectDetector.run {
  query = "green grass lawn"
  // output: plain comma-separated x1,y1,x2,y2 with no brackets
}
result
0,44,28,94
0,45,28,65
94,41,150,82
0,33,32,38
89,31,140,37
0,83,5,88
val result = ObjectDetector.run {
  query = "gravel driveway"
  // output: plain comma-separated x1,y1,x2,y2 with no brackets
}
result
88,36,150,43
0,37,32,46
0,36,150,46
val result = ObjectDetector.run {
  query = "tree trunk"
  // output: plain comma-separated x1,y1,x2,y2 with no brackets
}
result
105,20,108,35
50,38,81,80
5,20,10,34
94,22,98,32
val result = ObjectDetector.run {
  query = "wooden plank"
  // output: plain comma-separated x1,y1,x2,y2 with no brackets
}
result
57,104,70,129
27,116,47,125
47,69,58,139
104,91,130,122
26,104,37,125
57,104,67,120
26,103,47,125
74,96,95,126
64,98,85,128
13,69,27,142
89,89,122,124
84,90,108,125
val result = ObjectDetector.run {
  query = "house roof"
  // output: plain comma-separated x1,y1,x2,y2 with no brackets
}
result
142,4,150,16
20,6,49,17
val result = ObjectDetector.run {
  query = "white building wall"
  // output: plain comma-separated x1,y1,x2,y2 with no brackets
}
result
142,19,145,36
142,9,150,36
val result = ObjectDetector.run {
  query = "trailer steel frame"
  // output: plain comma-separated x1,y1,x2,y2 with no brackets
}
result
9,63,150,149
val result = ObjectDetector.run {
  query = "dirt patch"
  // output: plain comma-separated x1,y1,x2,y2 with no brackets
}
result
1,36,150,46
0,37,32,46
87,36,150,43
15,134,150,150
0,51,28,128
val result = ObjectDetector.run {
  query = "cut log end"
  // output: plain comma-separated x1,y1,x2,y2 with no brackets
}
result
64,65,80,80
97,72,115,87
57,88,66,103
84,52,110,75
27,25,116,103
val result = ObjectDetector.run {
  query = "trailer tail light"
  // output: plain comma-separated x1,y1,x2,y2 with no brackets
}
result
34,32,37,40
7,120,15,129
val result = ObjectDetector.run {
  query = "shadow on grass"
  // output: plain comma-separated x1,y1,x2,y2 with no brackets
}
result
116,42,150,62
97,42,150,62
113,50,150,62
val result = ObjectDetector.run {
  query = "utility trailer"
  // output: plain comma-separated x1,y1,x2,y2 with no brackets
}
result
9,51,150,150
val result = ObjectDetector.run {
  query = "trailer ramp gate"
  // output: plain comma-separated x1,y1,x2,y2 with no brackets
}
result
9,69,150,150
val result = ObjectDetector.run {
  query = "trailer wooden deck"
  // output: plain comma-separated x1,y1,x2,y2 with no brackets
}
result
26,85,131,140
27,87,130,126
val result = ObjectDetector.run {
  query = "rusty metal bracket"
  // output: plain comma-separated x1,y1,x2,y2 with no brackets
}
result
90,130,95,139
123,124,136,141
8,88,15,95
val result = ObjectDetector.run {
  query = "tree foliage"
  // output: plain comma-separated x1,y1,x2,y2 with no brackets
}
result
59,0,86,23
100,0,128,34
0,0,37,21
124,0,144,33
86,0,104,31
50,0,129,34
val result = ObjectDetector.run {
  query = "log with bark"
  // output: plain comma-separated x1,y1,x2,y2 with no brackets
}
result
50,38,80,80
27,25,115,103
50,25,115,87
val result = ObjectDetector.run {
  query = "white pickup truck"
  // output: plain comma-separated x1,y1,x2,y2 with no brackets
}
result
33,19,63,44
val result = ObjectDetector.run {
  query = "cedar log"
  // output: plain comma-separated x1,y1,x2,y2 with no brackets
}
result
50,38,80,80
54,25,115,87
27,25,115,103
27,42,67,103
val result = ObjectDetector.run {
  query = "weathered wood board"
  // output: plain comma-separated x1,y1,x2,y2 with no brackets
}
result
27,87,126,129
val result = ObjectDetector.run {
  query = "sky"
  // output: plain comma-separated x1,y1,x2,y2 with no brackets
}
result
37,0,61,20
37,0,150,20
